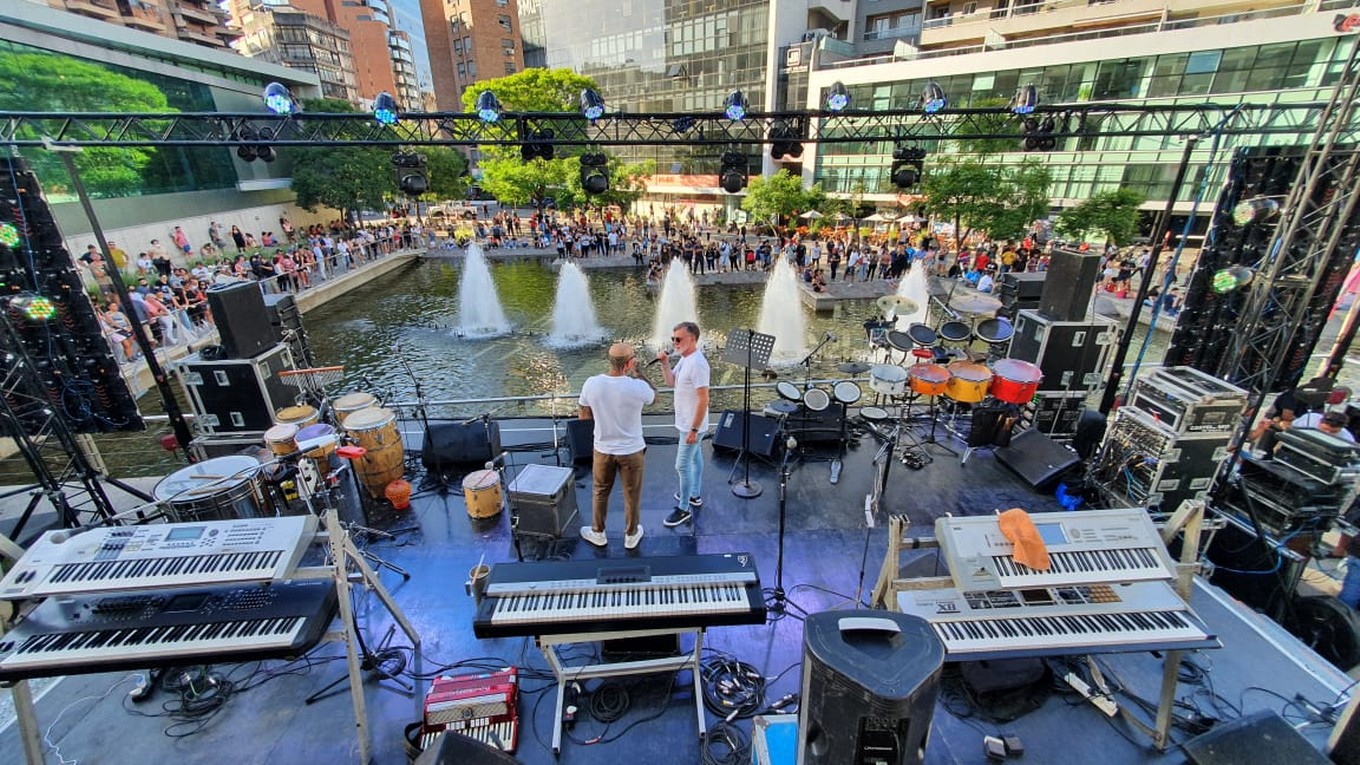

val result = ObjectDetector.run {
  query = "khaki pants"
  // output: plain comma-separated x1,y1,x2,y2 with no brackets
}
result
591,448,646,535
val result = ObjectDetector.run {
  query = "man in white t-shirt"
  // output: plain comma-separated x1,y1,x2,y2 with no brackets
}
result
658,321,710,528
578,343,656,549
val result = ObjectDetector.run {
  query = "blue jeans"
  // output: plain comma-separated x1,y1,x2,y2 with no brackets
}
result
675,436,704,505
1341,556,1360,609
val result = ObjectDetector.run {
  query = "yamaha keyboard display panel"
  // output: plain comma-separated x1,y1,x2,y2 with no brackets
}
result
473,553,766,638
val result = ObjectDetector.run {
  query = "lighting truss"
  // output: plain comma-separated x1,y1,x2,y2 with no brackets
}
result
0,101,1350,149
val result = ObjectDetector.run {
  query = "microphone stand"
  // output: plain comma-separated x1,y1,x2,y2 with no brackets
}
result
398,348,449,496
768,436,808,619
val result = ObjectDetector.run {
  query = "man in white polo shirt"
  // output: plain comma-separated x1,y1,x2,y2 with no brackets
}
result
578,342,656,550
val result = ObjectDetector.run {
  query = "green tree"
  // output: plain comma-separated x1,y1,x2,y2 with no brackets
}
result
423,146,470,201
920,157,1051,244
1055,187,1145,246
286,98,397,221
0,51,173,197
741,170,814,228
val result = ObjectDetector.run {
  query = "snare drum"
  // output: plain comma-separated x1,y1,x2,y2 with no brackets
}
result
944,361,993,404
868,365,909,396
275,404,319,429
764,400,799,418
803,388,831,412
776,381,803,402
938,321,973,344
264,423,298,459
886,330,916,354
834,381,862,405
908,364,950,397
907,323,938,347
976,317,1015,345
344,407,405,498
462,469,502,519
154,455,264,523
990,358,1044,405
332,392,378,425
860,406,889,422
296,423,339,480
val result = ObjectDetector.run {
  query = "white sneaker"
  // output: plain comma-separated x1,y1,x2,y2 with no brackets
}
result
625,526,644,550
579,526,607,547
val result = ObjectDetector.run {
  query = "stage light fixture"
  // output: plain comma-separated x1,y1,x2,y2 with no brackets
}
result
580,88,605,120
890,145,925,189
723,90,748,121
719,151,748,194
476,90,503,123
393,152,429,195
1232,197,1281,226
1021,116,1057,151
921,81,947,113
1011,84,1039,115
826,82,850,112
373,92,399,126
1211,266,1255,294
11,294,56,322
770,122,803,161
263,82,298,115
0,222,19,247
521,128,555,161
580,152,610,195
235,125,276,163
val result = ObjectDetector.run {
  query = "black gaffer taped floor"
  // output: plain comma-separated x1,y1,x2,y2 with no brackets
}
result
0,412,1352,765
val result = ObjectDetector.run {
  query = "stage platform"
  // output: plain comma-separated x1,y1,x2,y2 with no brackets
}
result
0,412,1353,765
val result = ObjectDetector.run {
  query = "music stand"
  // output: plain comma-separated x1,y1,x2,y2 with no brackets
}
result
723,329,775,498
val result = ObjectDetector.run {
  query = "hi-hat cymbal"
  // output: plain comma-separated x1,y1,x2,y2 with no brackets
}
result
876,295,920,316
949,293,1003,315
838,362,871,374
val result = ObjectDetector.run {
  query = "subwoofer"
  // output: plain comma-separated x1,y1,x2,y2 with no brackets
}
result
1038,249,1102,321
798,611,943,765
207,281,280,359
421,419,503,471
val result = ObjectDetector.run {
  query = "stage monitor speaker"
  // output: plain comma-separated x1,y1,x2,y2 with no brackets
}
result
798,611,943,765
1184,709,1331,765
566,419,594,465
1039,249,1102,321
994,428,1081,491
207,281,280,359
421,419,503,471
711,410,779,457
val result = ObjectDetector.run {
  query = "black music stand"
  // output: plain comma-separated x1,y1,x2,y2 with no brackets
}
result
723,329,775,498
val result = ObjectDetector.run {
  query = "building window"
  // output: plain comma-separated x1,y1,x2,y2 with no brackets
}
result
961,2,977,14
504,47,515,57
498,14,512,31
453,38,462,53
457,62,466,76
505,62,516,73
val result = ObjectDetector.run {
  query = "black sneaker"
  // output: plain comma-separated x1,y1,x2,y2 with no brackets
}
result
664,507,693,527
673,492,704,508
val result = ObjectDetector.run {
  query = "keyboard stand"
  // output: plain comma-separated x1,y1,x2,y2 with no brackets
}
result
539,626,707,755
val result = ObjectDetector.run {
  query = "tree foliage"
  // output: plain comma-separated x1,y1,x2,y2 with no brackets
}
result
741,170,821,227
1055,187,1146,246
423,146,470,201
0,51,172,197
286,98,396,220
920,157,1051,244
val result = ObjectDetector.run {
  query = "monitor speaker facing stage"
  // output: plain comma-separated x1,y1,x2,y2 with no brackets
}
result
994,428,1081,491
565,419,594,465
711,410,779,457
421,419,503,472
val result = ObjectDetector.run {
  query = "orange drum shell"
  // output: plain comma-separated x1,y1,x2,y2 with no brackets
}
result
908,364,950,396
945,362,993,403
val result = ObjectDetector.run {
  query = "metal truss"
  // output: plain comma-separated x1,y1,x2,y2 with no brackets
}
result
0,100,1350,149
1224,39,1360,399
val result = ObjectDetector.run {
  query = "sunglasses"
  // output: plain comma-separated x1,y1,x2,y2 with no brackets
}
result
671,336,686,343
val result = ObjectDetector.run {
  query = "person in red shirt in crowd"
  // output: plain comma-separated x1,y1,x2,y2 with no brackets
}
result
974,249,990,273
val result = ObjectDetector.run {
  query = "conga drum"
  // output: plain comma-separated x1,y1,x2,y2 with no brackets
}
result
332,392,378,425
275,404,319,429
264,423,299,460
344,407,405,498
462,469,503,519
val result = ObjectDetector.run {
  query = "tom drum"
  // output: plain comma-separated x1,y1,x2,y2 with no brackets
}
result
938,321,974,344
944,361,993,404
990,358,1044,405
462,469,503,519
886,330,916,354
764,400,799,418
154,455,264,523
344,407,406,498
834,381,862,405
907,323,938,347
776,381,803,402
976,317,1015,345
908,364,951,397
859,406,889,423
868,365,909,397
803,388,831,412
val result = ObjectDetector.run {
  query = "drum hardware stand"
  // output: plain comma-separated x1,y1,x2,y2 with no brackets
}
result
767,435,811,619
919,395,957,456
305,471,410,580
722,329,776,499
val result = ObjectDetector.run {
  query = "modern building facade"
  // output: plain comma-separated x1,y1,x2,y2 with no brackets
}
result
420,0,526,112
804,0,1360,224
390,28,423,109
233,3,359,104
44,0,242,51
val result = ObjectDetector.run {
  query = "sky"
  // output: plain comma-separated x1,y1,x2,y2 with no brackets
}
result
389,0,433,90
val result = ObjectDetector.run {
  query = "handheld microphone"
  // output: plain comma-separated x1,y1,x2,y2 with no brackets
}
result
646,357,664,367
825,332,837,341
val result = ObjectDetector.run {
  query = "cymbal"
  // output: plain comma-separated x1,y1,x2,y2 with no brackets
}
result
949,293,1003,315
838,362,871,374
876,295,920,316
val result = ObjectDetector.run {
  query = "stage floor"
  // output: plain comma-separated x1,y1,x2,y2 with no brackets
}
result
0,413,1353,765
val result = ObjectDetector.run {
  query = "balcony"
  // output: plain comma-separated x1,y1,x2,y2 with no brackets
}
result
920,0,1167,47
863,24,920,42
123,6,167,32
62,0,121,21
176,2,224,26
177,27,231,48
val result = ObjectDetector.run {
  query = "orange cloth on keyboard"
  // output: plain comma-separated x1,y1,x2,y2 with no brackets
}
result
998,508,1051,571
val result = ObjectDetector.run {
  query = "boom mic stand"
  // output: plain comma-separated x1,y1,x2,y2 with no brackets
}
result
767,436,809,619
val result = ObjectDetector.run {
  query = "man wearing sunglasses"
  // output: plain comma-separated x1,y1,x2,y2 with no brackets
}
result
657,321,710,527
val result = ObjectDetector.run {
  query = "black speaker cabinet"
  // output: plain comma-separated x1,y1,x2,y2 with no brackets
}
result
994,428,1081,491
421,419,503,471
207,281,280,359
799,611,943,765
1039,249,1102,321
711,411,779,457
176,343,295,434
566,419,594,465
